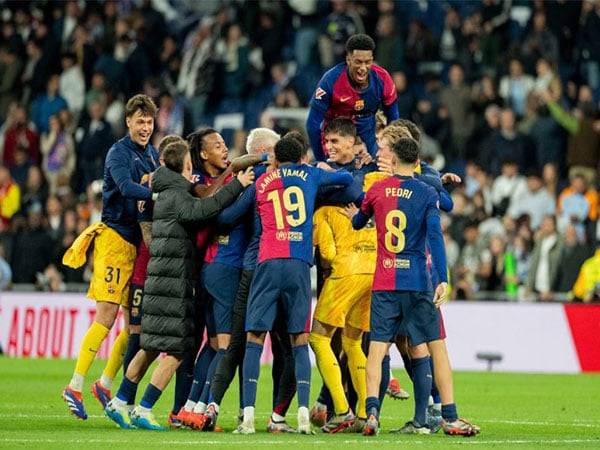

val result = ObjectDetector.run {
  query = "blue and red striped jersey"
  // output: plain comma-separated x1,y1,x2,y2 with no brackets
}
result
356,175,446,291
309,63,397,157
255,163,353,265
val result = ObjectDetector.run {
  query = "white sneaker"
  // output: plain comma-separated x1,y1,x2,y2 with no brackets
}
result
297,408,314,435
233,420,255,434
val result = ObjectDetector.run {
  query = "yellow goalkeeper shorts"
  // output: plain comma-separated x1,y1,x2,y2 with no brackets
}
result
314,274,372,331
87,226,136,306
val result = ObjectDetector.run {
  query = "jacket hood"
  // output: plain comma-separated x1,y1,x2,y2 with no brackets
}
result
152,166,191,193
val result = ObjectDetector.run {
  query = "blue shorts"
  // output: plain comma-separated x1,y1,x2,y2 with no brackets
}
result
246,259,311,334
202,262,241,334
128,284,144,326
370,290,440,345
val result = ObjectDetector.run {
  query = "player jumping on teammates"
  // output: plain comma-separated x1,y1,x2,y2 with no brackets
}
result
306,34,399,161
62,95,160,420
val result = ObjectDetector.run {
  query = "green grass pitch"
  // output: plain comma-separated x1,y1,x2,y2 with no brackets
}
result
0,358,599,449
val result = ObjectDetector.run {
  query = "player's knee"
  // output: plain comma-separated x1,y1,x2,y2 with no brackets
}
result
409,343,429,359
129,324,141,334
341,334,361,354
291,332,309,347
342,324,363,341
308,331,329,350
94,301,119,328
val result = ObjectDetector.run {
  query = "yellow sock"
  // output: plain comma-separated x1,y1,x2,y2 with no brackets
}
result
101,327,129,387
72,321,110,389
309,333,348,415
342,335,367,418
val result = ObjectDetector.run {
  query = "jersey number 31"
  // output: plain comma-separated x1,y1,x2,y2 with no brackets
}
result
267,187,307,229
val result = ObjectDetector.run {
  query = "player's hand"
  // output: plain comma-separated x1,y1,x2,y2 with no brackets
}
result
377,154,394,175
237,167,255,187
355,143,371,169
433,282,448,307
441,173,462,185
343,203,359,220
317,161,334,172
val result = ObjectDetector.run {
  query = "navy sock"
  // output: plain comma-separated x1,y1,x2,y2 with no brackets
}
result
412,356,432,427
430,358,441,404
189,345,216,403
238,364,244,410
140,383,162,409
116,377,138,405
401,351,413,380
123,333,140,375
292,344,311,408
199,349,225,404
442,403,458,422
172,350,195,413
365,396,380,419
242,342,263,408
378,354,391,407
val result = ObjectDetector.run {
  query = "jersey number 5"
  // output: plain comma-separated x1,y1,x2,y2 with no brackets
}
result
267,187,307,229
384,210,407,253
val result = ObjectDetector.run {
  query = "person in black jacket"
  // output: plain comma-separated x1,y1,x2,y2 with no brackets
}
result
104,139,254,430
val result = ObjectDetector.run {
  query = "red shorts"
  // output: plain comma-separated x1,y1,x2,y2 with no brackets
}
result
130,241,150,286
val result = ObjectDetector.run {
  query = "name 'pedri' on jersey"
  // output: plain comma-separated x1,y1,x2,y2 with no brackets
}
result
354,175,448,292
255,163,353,265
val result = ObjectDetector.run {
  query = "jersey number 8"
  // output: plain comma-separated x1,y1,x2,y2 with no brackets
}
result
267,186,307,229
384,210,407,253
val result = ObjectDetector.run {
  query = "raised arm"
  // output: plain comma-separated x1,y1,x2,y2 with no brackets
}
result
107,150,152,200
216,184,256,227
307,107,327,162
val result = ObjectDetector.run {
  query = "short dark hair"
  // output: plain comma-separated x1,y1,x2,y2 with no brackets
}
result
346,34,375,54
391,137,419,164
157,134,183,155
187,127,218,171
283,130,309,158
324,117,357,138
390,119,421,143
162,141,190,174
125,94,157,118
274,136,303,164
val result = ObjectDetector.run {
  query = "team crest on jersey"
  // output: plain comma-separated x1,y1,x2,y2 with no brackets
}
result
138,200,145,213
354,99,365,111
383,258,394,269
315,87,326,100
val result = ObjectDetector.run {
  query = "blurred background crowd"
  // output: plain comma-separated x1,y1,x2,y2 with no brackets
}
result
0,0,599,301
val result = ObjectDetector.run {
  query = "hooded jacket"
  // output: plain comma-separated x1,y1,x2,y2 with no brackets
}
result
140,165,244,353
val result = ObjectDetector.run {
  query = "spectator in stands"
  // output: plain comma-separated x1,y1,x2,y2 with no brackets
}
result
557,174,597,241
41,115,76,195
1,104,40,170
491,159,527,217
522,10,560,66
20,166,48,214
440,63,475,159
526,215,563,301
58,52,85,119
541,89,600,185
534,57,562,101
216,23,250,102
479,234,509,292
454,220,486,299
45,195,64,242
31,75,68,134
470,104,500,165
0,46,22,121
542,162,564,200
21,38,52,104
9,204,54,283
76,101,114,191
508,170,556,230
0,166,20,233
392,71,415,119
555,225,591,294
487,108,533,176
499,59,535,118
571,243,600,302
439,7,461,63
85,72,107,110
319,0,364,66
0,242,11,290
579,0,600,91
375,13,403,73
155,92,184,143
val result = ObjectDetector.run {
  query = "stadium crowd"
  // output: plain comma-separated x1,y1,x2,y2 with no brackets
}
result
0,0,600,301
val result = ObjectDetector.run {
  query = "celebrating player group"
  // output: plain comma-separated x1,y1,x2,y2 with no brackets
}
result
61,34,480,438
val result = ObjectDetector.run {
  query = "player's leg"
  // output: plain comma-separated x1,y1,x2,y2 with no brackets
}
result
364,340,389,435
123,284,144,378
92,306,130,408
105,349,158,429
131,353,183,431
390,334,412,400
170,349,195,428
235,261,279,434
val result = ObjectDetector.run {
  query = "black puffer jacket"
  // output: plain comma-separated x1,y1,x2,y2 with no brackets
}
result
140,166,244,353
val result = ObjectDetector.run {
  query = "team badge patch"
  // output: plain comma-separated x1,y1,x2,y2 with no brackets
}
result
315,87,326,100
138,200,146,213
354,99,365,111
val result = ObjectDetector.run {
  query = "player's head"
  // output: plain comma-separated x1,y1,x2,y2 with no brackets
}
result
157,134,184,165
274,136,303,165
324,118,357,164
375,110,387,140
345,34,375,87
187,127,228,173
162,140,192,180
283,130,310,163
390,137,420,168
246,127,280,155
125,94,157,147
377,125,413,166
389,119,421,143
